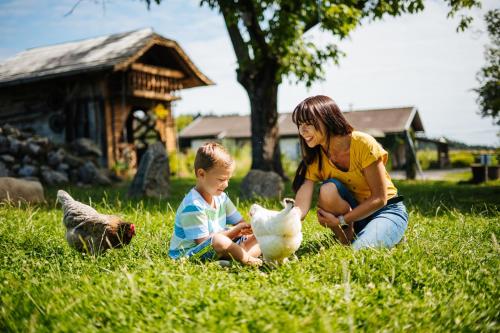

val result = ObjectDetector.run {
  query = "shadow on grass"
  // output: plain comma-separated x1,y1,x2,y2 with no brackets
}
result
394,180,500,216
294,233,339,258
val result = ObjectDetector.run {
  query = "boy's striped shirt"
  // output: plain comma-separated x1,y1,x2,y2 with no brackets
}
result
169,188,242,259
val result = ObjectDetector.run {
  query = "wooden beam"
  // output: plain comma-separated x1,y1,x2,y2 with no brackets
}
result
131,89,181,102
131,63,185,79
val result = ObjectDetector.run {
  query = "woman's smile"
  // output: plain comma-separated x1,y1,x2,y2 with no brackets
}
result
303,134,319,147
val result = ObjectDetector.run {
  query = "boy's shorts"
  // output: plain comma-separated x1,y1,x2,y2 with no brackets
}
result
184,235,248,261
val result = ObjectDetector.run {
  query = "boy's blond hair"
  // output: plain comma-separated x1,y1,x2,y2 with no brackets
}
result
194,142,234,175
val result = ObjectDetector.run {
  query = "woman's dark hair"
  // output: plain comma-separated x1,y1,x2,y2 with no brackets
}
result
292,95,353,192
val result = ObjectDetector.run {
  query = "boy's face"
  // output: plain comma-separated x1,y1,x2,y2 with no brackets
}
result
196,164,234,196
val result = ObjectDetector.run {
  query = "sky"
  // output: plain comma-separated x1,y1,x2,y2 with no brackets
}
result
0,0,498,146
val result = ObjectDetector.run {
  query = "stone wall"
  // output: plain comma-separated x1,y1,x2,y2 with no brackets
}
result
0,124,119,186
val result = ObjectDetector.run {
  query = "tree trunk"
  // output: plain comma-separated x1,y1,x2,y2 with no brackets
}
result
240,65,286,179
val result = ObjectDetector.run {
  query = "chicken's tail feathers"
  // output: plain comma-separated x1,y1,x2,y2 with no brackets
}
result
280,198,295,215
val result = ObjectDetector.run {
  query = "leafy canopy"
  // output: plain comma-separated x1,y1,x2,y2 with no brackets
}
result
144,0,480,87
475,9,500,125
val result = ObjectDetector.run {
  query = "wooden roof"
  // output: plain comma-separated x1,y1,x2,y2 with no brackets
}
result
180,107,425,139
0,28,213,89
343,107,424,134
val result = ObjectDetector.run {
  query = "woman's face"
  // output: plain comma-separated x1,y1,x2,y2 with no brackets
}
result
298,122,326,148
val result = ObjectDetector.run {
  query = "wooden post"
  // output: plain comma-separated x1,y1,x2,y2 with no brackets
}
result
404,130,423,179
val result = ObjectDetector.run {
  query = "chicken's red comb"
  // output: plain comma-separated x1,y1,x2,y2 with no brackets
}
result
130,224,136,233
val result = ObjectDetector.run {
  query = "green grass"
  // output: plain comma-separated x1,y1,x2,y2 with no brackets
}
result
417,149,498,170
0,178,499,332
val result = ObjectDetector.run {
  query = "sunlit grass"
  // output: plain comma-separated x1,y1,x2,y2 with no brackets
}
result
0,178,498,332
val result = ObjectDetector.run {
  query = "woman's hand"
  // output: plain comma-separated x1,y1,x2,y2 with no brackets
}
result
317,208,353,245
317,208,339,229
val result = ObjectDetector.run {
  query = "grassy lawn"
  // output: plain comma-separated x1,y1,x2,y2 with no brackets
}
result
0,178,499,332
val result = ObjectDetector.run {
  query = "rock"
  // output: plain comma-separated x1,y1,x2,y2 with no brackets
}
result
47,148,65,167
30,136,50,148
95,169,112,185
69,169,79,183
0,154,16,164
2,124,21,137
0,177,45,203
78,161,98,184
41,169,69,185
108,171,123,183
0,161,9,177
128,142,170,198
22,155,33,165
18,165,39,178
72,138,102,157
56,163,70,172
0,135,8,154
27,143,42,156
8,137,20,155
20,141,28,156
64,153,85,167
77,162,110,185
240,170,284,200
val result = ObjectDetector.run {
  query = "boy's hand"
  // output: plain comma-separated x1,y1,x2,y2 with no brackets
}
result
234,222,253,236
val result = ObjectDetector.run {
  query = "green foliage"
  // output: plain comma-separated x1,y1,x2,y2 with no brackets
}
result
417,149,436,170
170,149,197,178
144,0,479,87
141,0,480,174
229,143,252,177
282,153,300,176
475,9,500,125
168,150,180,176
418,149,486,170
0,180,499,332
175,114,196,132
450,150,475,168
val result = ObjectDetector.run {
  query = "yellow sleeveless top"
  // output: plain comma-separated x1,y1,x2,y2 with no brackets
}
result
305,131,397,203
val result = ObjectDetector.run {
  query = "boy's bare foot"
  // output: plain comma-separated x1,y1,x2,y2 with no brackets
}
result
244,256,263,266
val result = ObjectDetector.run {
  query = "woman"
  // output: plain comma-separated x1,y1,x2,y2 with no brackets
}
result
293,95,408,250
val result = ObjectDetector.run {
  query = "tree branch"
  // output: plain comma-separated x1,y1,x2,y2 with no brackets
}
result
240,0,270,58
218,1,251,66
63,0,84,17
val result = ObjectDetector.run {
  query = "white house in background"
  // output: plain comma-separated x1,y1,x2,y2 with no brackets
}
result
178,113,303,159
179,107,434,178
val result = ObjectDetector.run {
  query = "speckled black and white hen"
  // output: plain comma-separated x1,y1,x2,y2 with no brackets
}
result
57,190,135,254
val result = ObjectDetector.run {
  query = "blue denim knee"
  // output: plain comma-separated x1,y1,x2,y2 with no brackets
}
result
321,178,408,249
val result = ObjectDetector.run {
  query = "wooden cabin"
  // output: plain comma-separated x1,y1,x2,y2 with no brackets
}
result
0,28,213,169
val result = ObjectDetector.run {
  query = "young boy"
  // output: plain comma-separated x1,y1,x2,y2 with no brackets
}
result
169,142,262,266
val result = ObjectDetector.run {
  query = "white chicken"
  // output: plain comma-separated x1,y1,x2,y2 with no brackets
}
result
249,198,302,264
57,190,135,255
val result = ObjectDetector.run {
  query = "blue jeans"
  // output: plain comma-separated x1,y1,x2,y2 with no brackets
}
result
322,178,408,250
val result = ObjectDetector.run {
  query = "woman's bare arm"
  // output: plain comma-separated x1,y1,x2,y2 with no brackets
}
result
295,179,315,220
